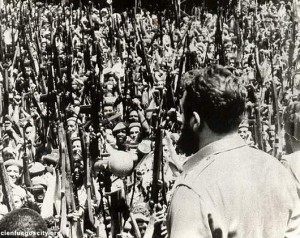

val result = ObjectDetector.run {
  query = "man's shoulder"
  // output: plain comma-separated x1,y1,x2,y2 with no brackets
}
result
216,145,282,168
178,145,292,192
282,151,300,182
282,151,300,165
202,145,281,170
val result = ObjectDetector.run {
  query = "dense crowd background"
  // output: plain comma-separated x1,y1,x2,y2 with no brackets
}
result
0,0,299,237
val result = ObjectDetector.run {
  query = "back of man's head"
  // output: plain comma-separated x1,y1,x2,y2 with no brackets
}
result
0,208,48,238
283,100,300,153
183,65,246,134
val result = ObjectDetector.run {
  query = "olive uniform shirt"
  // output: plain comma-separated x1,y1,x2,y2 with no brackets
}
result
167,134,300,238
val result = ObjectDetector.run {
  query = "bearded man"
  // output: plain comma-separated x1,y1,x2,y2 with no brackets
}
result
167,65,300,237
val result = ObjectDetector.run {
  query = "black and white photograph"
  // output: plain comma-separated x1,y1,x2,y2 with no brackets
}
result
0,0,300,237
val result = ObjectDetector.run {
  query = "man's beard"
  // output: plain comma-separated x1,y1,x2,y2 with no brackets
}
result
177,123,200,156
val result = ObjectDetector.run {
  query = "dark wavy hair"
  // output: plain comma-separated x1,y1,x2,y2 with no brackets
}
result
283,100,300,141
182,65,246,134
0,208,48,238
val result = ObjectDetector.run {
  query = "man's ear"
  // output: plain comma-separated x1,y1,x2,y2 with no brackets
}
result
191,111,201,132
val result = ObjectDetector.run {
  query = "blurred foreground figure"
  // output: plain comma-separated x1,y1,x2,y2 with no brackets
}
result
0,208,48,238
167,65,300,238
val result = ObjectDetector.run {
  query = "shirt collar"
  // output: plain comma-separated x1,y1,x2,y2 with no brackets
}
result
183,133,246,172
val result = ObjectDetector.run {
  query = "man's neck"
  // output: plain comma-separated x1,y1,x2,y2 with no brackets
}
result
198,127,237,151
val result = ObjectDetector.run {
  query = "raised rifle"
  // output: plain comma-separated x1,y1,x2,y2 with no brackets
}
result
22,138,32,188
66,30,74,101
58,129,68,237
58,45,80,235
151,89,166,207
150,121,164,238
165,70,176,110
234,1,243,68
41,30,78,236
2,64,9,117
151,127,163,205
174,21,192,99
11,9,15,58
41,62,58,149
136,23,154,86
82,43,100,231
174,39,187,100
0,11,4,62
288,19,296,91
269,49,282,159
252,31,264,150
84,42,101,160
52,35,62,83
85,134,95,229
215,3,225,65
0,156,15,211
57,107,78,237
253,87,264,151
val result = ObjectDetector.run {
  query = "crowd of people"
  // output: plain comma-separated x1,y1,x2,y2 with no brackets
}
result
0,0,299,237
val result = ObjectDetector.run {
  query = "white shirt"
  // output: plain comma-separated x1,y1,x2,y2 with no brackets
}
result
167,134,300,238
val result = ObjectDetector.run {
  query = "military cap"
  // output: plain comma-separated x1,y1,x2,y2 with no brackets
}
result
81,16,89,24
92,8,99,14
67,117,81,124
29,162,45,175
128,143,138,150
3,147,16,156
113,122,127,133
137,141,151,155
36,2,44,7
24,121,34,130
41,151,59,165
4,159,23,169
100,8,108,14
3,115,13,123
131,202,150,217
129,122,141,129
24,59,31,67
239,120,249,129
31,176,47,188
41,38,47,44
104,97,116,106
268,125,275,131
94,159,108,172
71,137,81,143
